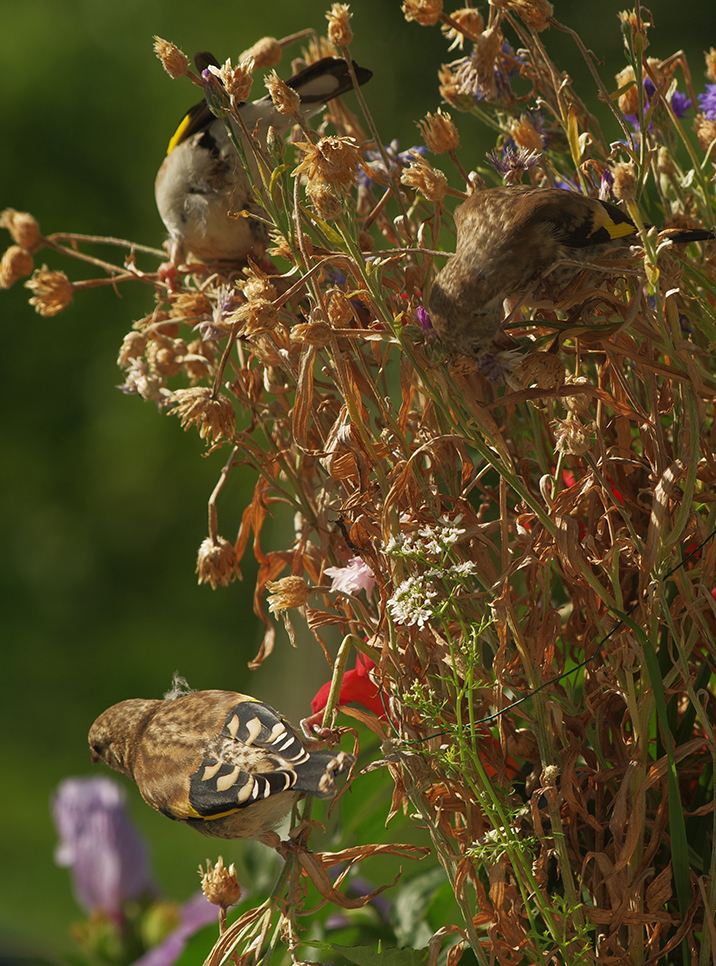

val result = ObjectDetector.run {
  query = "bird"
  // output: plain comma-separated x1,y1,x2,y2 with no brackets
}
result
88,685,354,847
428,184,715,358
155,54,372,267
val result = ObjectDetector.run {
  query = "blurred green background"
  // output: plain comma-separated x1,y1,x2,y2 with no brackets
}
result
1,0,713,959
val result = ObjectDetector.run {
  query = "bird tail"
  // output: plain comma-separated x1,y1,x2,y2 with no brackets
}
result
293,748,354,798
661,227,715,243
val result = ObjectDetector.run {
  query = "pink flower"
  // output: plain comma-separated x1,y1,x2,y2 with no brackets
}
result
324,556,376,596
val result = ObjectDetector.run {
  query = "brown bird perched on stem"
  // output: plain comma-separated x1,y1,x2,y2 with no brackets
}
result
88,683,354,847
155,53,372,267
428,184,715,358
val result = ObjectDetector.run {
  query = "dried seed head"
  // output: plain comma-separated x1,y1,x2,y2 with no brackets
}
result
611,160,636,201
153,36,189,78
457,26,503,98
240,266,278,302
302,35,339,64
291,321,333,345
196,537,238,589
294,136,362,188
265,70,302,115
358,231,374,252
438,63,464,107
183,339,215,384
615,66,639,115
400,156,448,202
208,58,254,102
147,337,188,377
552,417,592,456
200,857,242,909
266,575,310,612
240,36,282,68
248,331,288,367
0,209,40,249
656,147,675,176
402,0,443,27
441,8,484,49
617,9,651,48
306,181,345,220
169,292,213,320
168,387,236,443
25,267,73,316
231,297,281,337
0,245,34,289
509,113,544,151
117,331,147,369
326,3,354,48
327,290,353,326
706,47,716,84
418,109,460,153
694,113,716,152
491,0,553,31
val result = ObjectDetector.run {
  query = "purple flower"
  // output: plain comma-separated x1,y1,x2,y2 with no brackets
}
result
697,84,716,120
324,557,376,597
359,140,426,189
131,892,217,966
53,776,156,920
486,146,541,184
626,78,692,130
416,305,436,341
670,89,692,118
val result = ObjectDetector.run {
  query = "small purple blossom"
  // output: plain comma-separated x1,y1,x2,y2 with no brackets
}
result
487,146,541,184
53,776,156,920
697,84,716,120
131,892,217,966
324,556,376,597
416,305,436,341
599,168,614,200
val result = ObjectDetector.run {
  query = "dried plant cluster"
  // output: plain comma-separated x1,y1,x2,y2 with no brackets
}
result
7,1,716,964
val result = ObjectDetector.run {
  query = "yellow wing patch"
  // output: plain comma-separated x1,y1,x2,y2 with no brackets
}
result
167,114,192,155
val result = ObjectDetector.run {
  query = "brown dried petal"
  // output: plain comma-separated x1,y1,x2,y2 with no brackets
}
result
266,575,310,612
327,3,354,47
240,36,282,68
400,156,448,202
402,0,443,27
490,0,553,31
418,109,460,153
293,136,362,188
265,70,301,115
117,331,147,369
24,267,73,317
168,387,236,443
200,857,242,909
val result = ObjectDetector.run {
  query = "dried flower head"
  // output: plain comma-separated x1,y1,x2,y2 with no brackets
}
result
196,537,238,589
400,155,448,202
230,297,281,337
117,331,147,369
153,36,189,79
694,113,716,152
611,160,637,200
327,3,354,48
491,0,553,32
240,36,282,68
240,265,278,302
456,26,503,99
327,290,353,326
169,292,213,321
0,208,40,249
706,47,716,85
301,35,339,65
265,70,302,115
266,575,310,612
291,321,333,345
207,58,254,102
0,245,34,289
615,66,639,115
183,339,215,384
552,417,592,456
441,8,484,49
25,267,73,316
294,136,362,188
418,109,460,153
402,0,443,27
487,145,541,184
146,337,188,377
200,857,241,909
438,63,464,107
509,112,545,151
168,387,236,443
617,9,651,48
306,180,345,220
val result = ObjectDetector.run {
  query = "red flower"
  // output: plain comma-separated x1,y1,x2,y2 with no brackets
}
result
312,654,385,718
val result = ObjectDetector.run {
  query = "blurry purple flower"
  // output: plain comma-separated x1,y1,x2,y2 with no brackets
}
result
325,556,376,596
670,89,692,118
131,892,217,966
599,168,614,200
416,305,436,341
486,146,541,184
697,84,716,119
626,78,692,130
53,776,156,920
